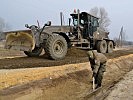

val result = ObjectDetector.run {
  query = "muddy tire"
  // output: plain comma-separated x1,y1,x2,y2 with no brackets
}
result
44,34,67,60
97,40,107,53
24,47,42,57
107,41,114,53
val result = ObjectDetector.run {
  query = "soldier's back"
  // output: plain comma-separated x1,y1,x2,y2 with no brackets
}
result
93,50,107,63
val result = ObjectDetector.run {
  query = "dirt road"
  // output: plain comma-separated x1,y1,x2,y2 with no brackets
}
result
105,69,133,100
0,47,133,69
0,47,133,100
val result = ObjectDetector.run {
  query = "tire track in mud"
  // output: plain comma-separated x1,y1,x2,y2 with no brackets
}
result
0,48,133,69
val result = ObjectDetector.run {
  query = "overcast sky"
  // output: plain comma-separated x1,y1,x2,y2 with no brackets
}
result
0,0,133,41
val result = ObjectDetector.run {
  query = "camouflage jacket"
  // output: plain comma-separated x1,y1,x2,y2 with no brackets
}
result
88,50,107,73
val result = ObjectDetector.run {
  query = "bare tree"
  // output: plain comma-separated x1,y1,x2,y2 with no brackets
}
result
118,26,127,47
113,26,128,47
0,17,10,40
90,7,98,17
0,17,8,32
113,37,119,47
90,7,111,32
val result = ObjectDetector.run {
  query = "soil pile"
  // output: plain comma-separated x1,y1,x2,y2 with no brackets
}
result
0,54,133,100
67,47,87,57
0,47,133,69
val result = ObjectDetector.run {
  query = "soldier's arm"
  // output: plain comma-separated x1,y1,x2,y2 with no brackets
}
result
93,60,100,74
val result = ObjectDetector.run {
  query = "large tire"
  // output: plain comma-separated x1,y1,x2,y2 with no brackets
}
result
107,41,114,53
24,47,42,57
97,40,107,53
44,34,67,60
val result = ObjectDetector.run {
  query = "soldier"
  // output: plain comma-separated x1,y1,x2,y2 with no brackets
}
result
87,50,107,89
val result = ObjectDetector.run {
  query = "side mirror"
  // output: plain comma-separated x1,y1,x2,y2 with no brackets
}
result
68,18,71,26
45,21,51,26
25,24,29,28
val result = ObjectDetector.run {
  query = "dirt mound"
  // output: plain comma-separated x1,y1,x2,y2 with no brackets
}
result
67,47,133,59
67,47,87,57
105,49,133,59
0,47,88,69
0,54,133,100
0,47,133,69
0,62,89,90
0,47,24,57
0,70,92,100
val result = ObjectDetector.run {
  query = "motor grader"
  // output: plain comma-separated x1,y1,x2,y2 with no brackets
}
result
4,10,115,60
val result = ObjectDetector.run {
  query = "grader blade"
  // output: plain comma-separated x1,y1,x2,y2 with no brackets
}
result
5,31,35,51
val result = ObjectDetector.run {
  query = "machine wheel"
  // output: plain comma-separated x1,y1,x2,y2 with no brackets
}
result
97,40,107,53
44,34,67,60
24,47,42,57
107,41,114,53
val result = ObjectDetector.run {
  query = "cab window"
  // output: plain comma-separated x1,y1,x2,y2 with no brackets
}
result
93,18,99,27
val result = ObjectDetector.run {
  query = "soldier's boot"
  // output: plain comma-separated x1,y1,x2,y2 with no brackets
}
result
95,83,101,89
95,69,104,89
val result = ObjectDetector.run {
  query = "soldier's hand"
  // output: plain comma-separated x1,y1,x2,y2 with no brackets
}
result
93,72,97,78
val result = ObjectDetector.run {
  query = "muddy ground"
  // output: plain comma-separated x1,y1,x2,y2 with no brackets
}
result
0,47,133,69
0,47,133,100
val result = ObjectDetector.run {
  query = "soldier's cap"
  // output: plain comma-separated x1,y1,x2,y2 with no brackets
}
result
87,50,94,59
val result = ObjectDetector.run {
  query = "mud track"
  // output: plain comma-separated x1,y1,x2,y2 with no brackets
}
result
0,47,133,69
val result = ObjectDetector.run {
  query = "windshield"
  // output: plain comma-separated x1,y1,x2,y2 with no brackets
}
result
73,18,78,26
72,14,86,26
73,18,85,26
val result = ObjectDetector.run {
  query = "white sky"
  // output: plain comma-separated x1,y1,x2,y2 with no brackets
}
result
0,0,133,41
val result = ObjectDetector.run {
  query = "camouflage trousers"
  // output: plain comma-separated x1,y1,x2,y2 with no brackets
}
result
94,62,106,86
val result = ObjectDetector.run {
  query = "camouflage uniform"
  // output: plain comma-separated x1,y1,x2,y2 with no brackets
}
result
87,50,107,88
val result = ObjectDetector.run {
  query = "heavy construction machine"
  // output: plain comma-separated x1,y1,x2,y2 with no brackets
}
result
4,10,115,60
